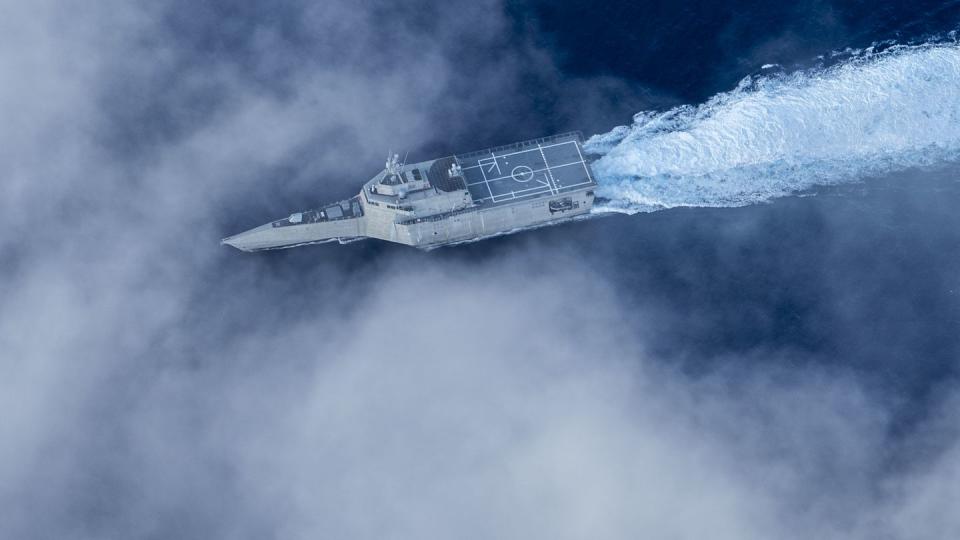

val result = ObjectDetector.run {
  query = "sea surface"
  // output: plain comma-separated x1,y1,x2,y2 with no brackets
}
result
4,1,960,538
257,1,960,410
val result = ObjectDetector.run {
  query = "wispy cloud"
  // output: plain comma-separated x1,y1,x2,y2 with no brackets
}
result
1,1,958,539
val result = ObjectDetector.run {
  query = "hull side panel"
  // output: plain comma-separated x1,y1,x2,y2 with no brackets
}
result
392,191,594,247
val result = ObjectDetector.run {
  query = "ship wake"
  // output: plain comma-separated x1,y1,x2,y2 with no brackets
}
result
585,38,960,214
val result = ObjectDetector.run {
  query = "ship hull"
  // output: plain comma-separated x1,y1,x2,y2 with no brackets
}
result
221,132,598,252
221,217,363,252
395,190,594,248
222,190,593,251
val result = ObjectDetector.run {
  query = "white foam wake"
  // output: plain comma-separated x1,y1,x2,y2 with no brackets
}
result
585,40,960,213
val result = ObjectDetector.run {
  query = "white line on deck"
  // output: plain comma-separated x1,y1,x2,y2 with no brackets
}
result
574,141,594,183
477,158,495,200
460,140,579,169
465,160,585,186
473,179,596,204
538,143,559,195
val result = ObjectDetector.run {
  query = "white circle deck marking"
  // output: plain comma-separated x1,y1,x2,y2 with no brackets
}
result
511,165,534,182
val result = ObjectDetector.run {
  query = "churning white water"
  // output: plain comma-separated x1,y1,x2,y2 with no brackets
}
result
586,40,960,213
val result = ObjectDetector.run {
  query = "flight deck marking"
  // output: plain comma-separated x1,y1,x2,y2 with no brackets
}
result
486,182,569,201
474,177,596,204
477,159,495,200
511,165,534,182
459,140,579,170
478,155,501,175
460,139,593,204
465,160,585,186
574,140,595,183
537,143,559,195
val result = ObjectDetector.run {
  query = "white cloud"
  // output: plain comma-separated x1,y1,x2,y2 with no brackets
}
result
1,1,958,539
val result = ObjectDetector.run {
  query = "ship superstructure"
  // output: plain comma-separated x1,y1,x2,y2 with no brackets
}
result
221,132,597,251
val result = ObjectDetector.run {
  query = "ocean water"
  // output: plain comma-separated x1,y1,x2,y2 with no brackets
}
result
485,2,960,383
5,1,960,538
239,4,960,405
190,0,960,454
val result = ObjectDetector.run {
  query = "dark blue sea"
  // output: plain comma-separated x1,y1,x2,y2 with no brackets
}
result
2,1,960,538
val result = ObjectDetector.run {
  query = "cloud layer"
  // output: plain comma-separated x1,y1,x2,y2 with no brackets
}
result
1,1,959,539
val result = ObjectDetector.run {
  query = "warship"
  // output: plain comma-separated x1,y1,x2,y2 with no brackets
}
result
221,131,597,251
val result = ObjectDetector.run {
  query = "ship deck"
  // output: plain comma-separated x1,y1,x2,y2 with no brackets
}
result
456,132,596,206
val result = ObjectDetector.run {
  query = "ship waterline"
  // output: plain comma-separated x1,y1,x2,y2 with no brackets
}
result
222,132,597,251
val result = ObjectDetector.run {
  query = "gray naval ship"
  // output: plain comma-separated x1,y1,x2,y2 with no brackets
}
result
222,132,597,251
